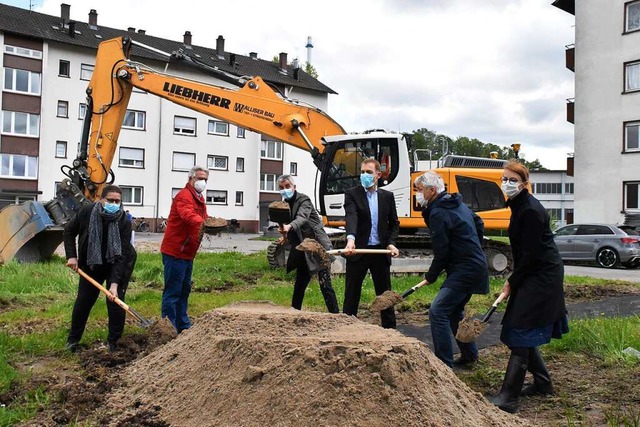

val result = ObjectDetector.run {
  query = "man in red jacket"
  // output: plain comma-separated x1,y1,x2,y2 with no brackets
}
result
160,166,209,332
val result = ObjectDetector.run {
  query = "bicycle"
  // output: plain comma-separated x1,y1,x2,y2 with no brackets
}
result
156,217,168,233
132,216,150,233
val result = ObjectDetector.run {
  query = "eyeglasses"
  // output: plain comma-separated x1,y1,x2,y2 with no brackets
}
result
500,177,520,184
105,198,121,204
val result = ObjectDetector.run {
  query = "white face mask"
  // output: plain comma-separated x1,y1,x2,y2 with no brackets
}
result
194,179,207,193
501,181,522,199
416,192,428,207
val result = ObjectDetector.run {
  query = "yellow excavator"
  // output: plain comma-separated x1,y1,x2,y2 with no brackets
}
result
0,36,512,271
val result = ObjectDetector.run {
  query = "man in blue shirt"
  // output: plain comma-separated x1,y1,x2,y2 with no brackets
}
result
342,158,400,328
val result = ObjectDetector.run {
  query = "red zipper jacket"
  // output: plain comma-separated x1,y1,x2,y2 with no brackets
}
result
160,184,207,260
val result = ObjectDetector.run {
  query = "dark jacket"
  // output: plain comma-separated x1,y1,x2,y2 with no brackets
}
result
503,189,566,329
285,192,333,273
422,192,489,294
160,184,208,260
63,203,133,285
344,185,400,264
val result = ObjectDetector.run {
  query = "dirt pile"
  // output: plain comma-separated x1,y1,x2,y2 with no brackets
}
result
101,302,529,427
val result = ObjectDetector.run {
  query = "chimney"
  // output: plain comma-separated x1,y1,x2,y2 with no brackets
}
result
216,35,225,59
229,53,236,66
305,36,314,65
183,31,192,47
137,29,146,35
249,52,258,59
60,3,70,26
68,21,76,37
127,27,136,32
88,9,97,28
279,52,288,73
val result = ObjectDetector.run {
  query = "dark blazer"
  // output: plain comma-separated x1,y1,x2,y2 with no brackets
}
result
285,191,333,273
503,189,566,329
344,185,400,264
64,202,134,285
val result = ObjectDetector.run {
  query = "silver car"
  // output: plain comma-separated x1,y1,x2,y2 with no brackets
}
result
553,224,640,269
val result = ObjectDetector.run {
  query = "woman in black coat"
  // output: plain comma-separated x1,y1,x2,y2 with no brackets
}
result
490,161,569,413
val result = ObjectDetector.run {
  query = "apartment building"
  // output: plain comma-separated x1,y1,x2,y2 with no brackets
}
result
0,3,337,232
530,169,575,228
553,0,640,225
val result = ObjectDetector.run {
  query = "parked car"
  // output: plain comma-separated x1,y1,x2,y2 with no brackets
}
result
553,224,640,269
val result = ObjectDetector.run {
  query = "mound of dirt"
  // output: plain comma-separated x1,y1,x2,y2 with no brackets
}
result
100,302,529,427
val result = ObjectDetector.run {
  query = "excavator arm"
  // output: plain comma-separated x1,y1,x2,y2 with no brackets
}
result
0,36,346,263
74,36,346,201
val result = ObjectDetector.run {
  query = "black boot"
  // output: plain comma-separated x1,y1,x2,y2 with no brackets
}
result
490,353,528,413
521,347,554,396
318,269,340,314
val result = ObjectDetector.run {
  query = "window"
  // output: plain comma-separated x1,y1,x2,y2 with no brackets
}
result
172,152,195,171
80,64,94,81
59,60,70,77
260,140,283,160
236,157,245,172
534,183,563,194
2,111,39,137
625,181,639,210
174,116,196,135
555,225,578,236
121,186,143,205
260,173,278,192
626,1,640,32
78,103,87,120
57,101,69,118
455,176,506,212
208,120,229,136
119,147,144,168
577,225,615,235
625,61,640,92
546,209,562,221
237,127,246,138
207,155,228,170
235,191,243,205
123,110,145,130
564,183,574,194
206,190,227,204
0,153,38,179
4,45,42,59
3,68,41,95
55,141,67,158
290,162,298,176
625,121,640,151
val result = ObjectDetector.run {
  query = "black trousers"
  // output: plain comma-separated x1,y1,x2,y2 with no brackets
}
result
291,261,340,313
343,251,396,329
68,252,136,344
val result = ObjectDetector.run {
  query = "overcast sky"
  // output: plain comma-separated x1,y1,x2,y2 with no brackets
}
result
8,0,575,169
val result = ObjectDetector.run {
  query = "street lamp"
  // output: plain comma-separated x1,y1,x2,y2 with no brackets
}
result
511,143,521,159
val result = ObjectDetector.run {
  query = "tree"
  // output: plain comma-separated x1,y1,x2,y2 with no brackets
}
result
305,62,318,79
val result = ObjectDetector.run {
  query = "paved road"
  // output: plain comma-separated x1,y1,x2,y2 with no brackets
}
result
135,232,639,282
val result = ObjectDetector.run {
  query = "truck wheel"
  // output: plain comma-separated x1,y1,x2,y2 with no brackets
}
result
266,241,289,269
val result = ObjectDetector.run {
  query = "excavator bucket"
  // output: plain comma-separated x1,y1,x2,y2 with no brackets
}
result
0,201,64,264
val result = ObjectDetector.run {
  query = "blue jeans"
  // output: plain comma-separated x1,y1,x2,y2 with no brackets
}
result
161,253,193,333
429,287,478,368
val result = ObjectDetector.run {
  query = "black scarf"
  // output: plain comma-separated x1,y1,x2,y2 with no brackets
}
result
87,202,123,267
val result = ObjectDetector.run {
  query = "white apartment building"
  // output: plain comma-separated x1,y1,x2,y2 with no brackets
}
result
553,0,640,225
0,3,336,233
530,170,575,228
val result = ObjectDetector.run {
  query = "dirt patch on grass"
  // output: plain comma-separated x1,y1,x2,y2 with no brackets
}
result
564,283,640,302
95,302,528,427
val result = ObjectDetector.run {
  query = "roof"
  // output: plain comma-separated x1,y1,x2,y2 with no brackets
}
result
551,0,575,15
0,3,337,95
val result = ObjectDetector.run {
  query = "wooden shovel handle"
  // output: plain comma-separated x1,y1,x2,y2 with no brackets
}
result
77,268,130,312
327,249,392,255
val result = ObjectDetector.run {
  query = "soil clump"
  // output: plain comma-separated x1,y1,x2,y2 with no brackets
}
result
370,290,404,312
100,302,530,427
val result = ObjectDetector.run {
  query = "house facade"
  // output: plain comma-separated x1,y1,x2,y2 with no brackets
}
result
553,0,640,225
0,3,337,233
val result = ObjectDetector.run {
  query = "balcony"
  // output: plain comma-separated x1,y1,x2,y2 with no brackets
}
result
565,44,575,72
566,98,574,124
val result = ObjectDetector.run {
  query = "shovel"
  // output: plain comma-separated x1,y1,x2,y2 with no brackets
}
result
76,268,153,328
296,238,392,270
371,279,429,312
455,292,508,343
